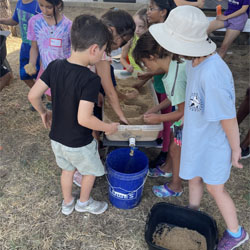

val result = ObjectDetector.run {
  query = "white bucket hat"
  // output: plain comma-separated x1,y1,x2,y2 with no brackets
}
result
149,5,216,57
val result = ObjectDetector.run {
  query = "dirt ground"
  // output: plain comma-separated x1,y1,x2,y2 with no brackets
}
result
0,3,249,250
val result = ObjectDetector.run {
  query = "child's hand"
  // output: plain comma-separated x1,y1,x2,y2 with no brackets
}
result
41,110,52,129
119,115,129,125
24,63,37,76
105,122,119,135
137,72,152,81
132,80,146,90
143,113,162,124
145,106,159,115
124,89,139,99
126,65,134,73
232,148,243,169
216,15,228,21
197,0,205,8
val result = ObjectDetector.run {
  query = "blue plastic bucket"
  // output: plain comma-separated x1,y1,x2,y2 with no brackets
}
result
106,148,148,209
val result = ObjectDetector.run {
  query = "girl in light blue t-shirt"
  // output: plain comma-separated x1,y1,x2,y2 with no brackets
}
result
133,31,186,197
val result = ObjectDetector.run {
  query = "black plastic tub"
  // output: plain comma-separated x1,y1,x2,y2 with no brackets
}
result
145,202,218,250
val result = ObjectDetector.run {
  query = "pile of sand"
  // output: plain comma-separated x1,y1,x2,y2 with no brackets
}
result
153,224,207,250
103,77,155,125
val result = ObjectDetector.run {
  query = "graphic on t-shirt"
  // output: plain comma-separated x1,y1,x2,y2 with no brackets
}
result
228,0,240,5
189,93,202,112
17,9,35,44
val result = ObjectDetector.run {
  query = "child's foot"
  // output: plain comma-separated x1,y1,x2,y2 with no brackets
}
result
241,147,250,159
61,198,75,215
217,227,249,250
148,166,172,178
73,171,82,187
152,183,183,197
75,197,108,215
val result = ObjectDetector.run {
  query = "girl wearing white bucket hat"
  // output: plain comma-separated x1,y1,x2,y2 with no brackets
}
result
149,5,249,250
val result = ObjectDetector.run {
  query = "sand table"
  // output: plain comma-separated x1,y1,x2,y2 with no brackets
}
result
103,77,155,125
153,224,207,250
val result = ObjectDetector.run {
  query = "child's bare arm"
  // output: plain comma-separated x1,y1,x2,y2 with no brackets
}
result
145,98,171,114
217,5,249,21
221,118,243,168
25,41,39,75
78,100,119,135
144,102,184,124
174,0,205,8
0,17,18,26
95,60,128,124
120,41,133,72
28,79,52,129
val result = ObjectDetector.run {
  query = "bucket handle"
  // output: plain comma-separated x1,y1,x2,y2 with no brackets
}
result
105,174,148,193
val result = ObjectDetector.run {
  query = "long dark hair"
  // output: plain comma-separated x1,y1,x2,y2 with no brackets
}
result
101,9,135,39
45,0,64,25
152,0,176,20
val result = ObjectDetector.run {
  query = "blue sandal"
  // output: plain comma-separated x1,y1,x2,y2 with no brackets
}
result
148,166,172,178
152,183,183,197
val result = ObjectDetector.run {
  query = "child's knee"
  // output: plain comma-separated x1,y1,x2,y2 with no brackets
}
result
206,184,224,196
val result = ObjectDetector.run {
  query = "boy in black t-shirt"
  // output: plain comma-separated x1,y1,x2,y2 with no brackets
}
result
28,15,119,215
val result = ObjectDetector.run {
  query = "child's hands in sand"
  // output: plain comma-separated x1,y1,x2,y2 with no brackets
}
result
24,63,37,76
105,122,119,135
144,106,159,115
137,72,152,81
119,116,129,125
125,88,139,99
143,113,162,124
132,80,147,90
41,110,52,129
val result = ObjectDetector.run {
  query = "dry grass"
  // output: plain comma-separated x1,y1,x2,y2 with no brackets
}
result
1,4,249,250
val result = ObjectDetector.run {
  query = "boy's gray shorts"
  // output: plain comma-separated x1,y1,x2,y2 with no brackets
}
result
51,139,105,176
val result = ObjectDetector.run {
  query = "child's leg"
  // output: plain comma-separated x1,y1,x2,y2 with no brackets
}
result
152,137,183,197
79,175,96,203
206,183,239,232
61,170,75,204
168,140,182,192
207,19,224,34
161,153,173,173
219,29,241,58
23,79,35,88
237,88,249,125
189,177,204,210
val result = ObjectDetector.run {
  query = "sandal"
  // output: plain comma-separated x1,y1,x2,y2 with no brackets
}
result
152,183,183,197
148,166,172,178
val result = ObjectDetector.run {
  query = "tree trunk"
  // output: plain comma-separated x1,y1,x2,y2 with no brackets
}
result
0,0,17,36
